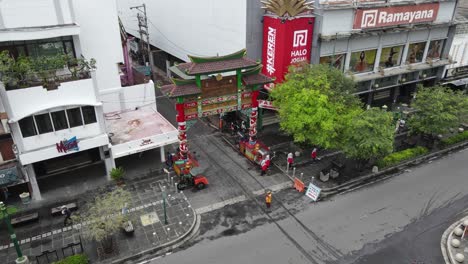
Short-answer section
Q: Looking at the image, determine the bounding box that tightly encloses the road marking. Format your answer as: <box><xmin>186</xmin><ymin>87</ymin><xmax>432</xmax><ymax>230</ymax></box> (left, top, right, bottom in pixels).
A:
<box><xmin>195</xmin><ymin>195</ymin><xmax>247</xmax><ymax>214</ymax></box>
<box><xmin>252</xmin><ymin>181</ymin><xmax>292</xmax><ymax>196</ymax></box>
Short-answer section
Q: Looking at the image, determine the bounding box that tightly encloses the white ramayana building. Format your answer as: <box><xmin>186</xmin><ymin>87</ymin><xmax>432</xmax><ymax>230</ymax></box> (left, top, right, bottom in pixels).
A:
<box><xmin>0</xmin><ymin>0</ymin><xmax>177</xmax><ymax>201</ymax></box>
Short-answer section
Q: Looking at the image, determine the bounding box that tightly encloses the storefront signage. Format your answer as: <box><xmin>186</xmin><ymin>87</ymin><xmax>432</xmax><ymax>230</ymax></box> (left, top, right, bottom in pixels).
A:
<box><xmin>262</xmin><ymin>16</ymin><xmax>314</xmax><ymax>85</ymax></box>
<box><xmin>354</xmin><ymin>3</ymin><xmax>439</xmax><ymax>29</ymax></box>
<box><xmin>56</xmin><ymin>136</ymin><xmax>79</xmax><ymax>153</ymax></box>
<box><xmin>258</xmin><ymin>100</ymin><xmax>278</xmax><ymax>111</ymax></box>
<box><xmin>140</xmin><ymin>139</ymin><xmax>154</xmax><ymax>147</ymax></box>
<box><xmin>0</xmin><ymin>166</ymin><xmax>19</xmax><ymax>186</ymax></box>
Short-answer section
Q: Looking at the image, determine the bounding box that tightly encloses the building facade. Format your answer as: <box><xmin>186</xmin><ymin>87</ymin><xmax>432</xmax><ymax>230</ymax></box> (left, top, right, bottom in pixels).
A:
<box><xmin>0</xmin><ymin>0</ymin><xmax>177</xmax><ymax>201</ymax></box>
<box><xmin>314</xmin><ymin>0</ymin><xmax>458</xmax><ymax>106</ymax></box>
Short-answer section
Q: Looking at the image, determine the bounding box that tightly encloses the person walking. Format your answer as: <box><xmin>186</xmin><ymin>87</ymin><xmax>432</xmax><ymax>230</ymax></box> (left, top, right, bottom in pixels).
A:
<box><xmin>165</xmin><ymin>152</ymin><xmax>173</xmax><ymax>168</ymax></box>
<box><xmin>311</xmin><ymin>148</ymin><xmax>317</xmax><ymax>161</ymax></box>
<box><xmin>62</xmin><ymin>206</ymin><xmax>72</xmax><ymax>227</ymax></box>
<box><xmin>260</xmin><ymin>158</ymin><xmax>268</xmax><ymax>176</ymax></box>
<box><xmin>287</xmin><ymin>152</ymin><xmax>294</xmax><ymax>167</ymax></box>
<box><xmin>265</xmin><ymin>191</ymin><xmax>272</xmax><ymax>209</ymax></box>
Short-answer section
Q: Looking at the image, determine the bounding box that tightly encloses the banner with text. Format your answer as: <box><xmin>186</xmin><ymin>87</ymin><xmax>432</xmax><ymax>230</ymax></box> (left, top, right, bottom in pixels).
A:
<box><xmin>262</xmin><ymin>15</ymin><xmax>314</xmax><ymax>89</ymax></box>
<box><xmin>353</xmin><ymin>3</ymin><xmax>439</xmax><ymax>30</ymax></box>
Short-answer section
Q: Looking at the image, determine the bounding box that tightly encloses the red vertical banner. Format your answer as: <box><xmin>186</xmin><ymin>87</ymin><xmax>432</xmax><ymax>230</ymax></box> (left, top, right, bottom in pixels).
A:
<box><xmin>262</xmin><ymin>15</ymin><xmax>314</xmax><ymax>89</ymax></box>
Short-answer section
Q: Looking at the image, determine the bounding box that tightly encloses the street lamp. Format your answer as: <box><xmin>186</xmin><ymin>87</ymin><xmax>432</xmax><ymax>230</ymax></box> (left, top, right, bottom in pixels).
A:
<box><xmin>162</xmin><ymin>186</ymin><xmax>168</xmax><ymax>225</ymax></box>
<box><xmin>0</xmin><ymin>202</ymin><xmax>29</xmax><ymax>264</ymax></box>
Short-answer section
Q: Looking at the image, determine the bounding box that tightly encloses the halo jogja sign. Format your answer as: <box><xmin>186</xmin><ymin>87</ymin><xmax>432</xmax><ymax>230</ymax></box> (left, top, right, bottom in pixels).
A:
<box><xmin>262</xmin><ymin>16</ymin><xmax>314</xmax><ymax>89</ymax></box>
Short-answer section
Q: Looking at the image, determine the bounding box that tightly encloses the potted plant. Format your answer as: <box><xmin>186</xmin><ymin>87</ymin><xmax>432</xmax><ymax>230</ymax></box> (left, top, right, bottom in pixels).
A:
<box><xmin>110</xmin><ymin>167</ymin><xmax>125</xmax><ymax>185</ymax></box>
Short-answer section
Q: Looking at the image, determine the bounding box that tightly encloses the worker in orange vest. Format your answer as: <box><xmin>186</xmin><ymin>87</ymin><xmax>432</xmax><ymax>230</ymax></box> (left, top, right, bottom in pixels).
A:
<box><xmin>265</xmin><ymin>191</ymin><xmax>272</xmax><ymax>209</ymax></box>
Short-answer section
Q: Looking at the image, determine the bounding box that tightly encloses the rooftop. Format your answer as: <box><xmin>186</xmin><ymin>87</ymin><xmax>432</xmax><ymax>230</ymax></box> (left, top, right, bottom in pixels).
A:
<box><xmin>160</xmin><ymin>83</ymin><xmax>201</xmax><ymax>98</ymax></box>
<box><xmin>242</xmin><ymin>73</ymin><xmax>274</xmax><ymax>86</ymax></box>
<box><xmin>105</xmin><ymin>106</ymin><xmax>178</xmax><ymax>158</ymax></box>
<box><xmin>176</xmin><ymin>57</ymin><xmax>259</xmax><ymax>75</ymax></box>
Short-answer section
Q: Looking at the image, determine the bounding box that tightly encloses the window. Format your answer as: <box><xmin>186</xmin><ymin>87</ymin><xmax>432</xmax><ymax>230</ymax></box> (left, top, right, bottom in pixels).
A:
<box><xmin>356</xmin><ymin>81</ymin><xmax>371</xmax><ymax>92</ymax></box>
<box><xmin>427</xmin><ymin>40</ymin><xmax>444</xmax><ymax>60</ymax></box>
<box><xmin>19</xmin><ymin>116</ymin><xmax>37</xmax><ymax>138</ymax></box>
<box><xmin>350</xmin><ymin>50</ymin><xmax>377</xmax><ymax>73</ymax></box>
<box><xmin>82</xmin><ymin>106</ymin><xmax>97</xmax><ymax>124</ymax></box>
<box><xmin>379</xmin><ymin>46</ymin><xmax>403</xmax><ymax>68</ymax></box>
<box><xmin>0</xmin><ymin>37</ymin><xmax>75</xmax><ymax>59</ymax></box>
<box><xmin>51</xmin><ymin>111</ymin><xmax>68</xmax><ymax>131</ymax></box>
<box><xmin>67</xmin><ymin>108</ymin><xmax>83</xmax><ymax>127</ymax></box>
<box><xmin>406</xmin><ymin>42</ymin><xmax>426</xmax><ymax>64</ymax></box>
<box><xmin>34</xmin><ymin>113</ymin><xmax>53</xmax><ymax>134</ymax></box>
<box><xmin>319</xmin><ymin>54</ymin><xmax>346</xmax><ymax>72</ymax></box>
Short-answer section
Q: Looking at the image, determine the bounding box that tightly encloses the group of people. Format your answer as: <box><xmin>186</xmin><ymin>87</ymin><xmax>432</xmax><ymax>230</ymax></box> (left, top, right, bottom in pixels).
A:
<box><xmin>286</xmin><ymin>148</ymin><xmax>318</xmax><ymax>168</ymax></box>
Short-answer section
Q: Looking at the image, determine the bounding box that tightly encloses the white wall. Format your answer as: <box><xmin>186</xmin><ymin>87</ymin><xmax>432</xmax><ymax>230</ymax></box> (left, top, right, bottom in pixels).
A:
<box><xmin>3</xmin><ymin>79</ymin><xmax>100</xmax><ymax>122</ymax></box>
<box><xmin>72</xmin><ymin>0</ymin><xmax>123</xmax><ymax>90</ymax></box>
<box><xmin>446</xmin><ymin>34</ymin><xmax>468</xmax><ymax>69</ymax></box>
<box><xmin>0</xmin><ymin>0</ymin><xmax>75</xmax><ymax>28</ymax></box>
<box><xmin>21</xmin><ymin>122</ymin><xmax>102</xmax><ymax>152</ymax></box>
<box><xmin>117</xmin><ymin>0</ymin><xmax>247</xmax><ymax>62</ymax></box>
<box><xmin>100</xmin><ymin>81</ymin><xmax>156</xmax><ymax>113</ymax></box>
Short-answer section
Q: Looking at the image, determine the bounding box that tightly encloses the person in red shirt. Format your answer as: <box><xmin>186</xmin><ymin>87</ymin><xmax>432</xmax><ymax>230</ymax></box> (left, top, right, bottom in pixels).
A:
<box><xmin>311</xmin><ymin>148</ymin><xmax>317</xmax><ymax>161</ymax></box>
<box><xmin>287</xmin><ymin>152</ymin><xmax>294</xmax><ymax>167</ymax></box>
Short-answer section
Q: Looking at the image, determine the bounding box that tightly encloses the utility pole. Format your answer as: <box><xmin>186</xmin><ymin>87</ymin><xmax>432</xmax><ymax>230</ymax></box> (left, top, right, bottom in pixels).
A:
<box><xmin>130</xmin><ymin>3</ymin><xmax>154</xmax><ymax>78</ymax></box>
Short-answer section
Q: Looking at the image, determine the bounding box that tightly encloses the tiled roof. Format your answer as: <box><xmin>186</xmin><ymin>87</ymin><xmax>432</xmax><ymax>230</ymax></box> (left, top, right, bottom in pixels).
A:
<box><xmin>242</xmin><ymin>73</ymin><xmax>274</xmax><ymax>86</ymax></box>
<box><xmin>161</xmin><ymin>84</ymin><xmax>201</xmax><ymax>98</ymax></box>
<box><xmin>177</xmin><ymin>57</ymin><xmax>258</xmax><ymax>75</ymax></box>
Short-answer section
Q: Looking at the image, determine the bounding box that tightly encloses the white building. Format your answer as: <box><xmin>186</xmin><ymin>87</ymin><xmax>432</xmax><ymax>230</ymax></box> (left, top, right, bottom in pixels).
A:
<box><xmin>0</xmin><ymin>0</ymin><xmax>177</xmax><ymax>201</ymax></box>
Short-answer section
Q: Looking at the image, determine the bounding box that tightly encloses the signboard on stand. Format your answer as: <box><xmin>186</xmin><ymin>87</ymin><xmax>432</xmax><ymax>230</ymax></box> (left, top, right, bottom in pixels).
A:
<box><xmin>305</xmin><ymin>183</ymin><xmax>321</xmax><ymax>201</ymax></box>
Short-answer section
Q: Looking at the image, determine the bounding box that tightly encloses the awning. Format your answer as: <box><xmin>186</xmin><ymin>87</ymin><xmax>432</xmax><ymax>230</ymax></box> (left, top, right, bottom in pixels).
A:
<box><xmin>442</xmin><ymin>77</ymin><xmax>468</xmax><ymax>87</ymax></box>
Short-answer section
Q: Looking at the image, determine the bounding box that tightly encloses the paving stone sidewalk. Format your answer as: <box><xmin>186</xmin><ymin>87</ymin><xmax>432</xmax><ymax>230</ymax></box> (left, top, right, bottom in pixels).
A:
<box><xmin>0</xmin><ymin>172</ymin><xmax>196</xmax><ymax>264</ymax></box>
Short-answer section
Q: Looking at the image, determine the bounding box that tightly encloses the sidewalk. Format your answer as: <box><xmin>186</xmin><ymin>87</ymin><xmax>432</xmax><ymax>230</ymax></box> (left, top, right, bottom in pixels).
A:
<box><xmin>0</xmin><ymin>171</ymin><xmax>197</xmax><ymax>264</ymax></box>
<box><xmin>441</xmin><ymin>216</ymin><xmax>468</xmax><ymax>264</ymax></box>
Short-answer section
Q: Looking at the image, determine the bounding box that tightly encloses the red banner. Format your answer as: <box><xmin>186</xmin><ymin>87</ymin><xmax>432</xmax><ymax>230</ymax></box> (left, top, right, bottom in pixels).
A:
<box><xmin>353</xmin><ymin>3</ymin><xmax>439</xmax><ymax>30</ymax></box>
<box><xmin>262</xmin><ymin>16</ymin><xmax>314</xmax><ymax>88</ymax></box>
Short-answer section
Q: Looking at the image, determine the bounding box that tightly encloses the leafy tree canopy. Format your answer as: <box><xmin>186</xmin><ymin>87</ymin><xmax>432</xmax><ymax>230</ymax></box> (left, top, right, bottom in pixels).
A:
<box><xmin>409</xmin><ymin>86</ymin><xmax>468</xmax><ymax>135</ymax></box>
<box><xmin>271</xmin><ymin>64</ymin><xmax>362</xmax><ymax>149</ymax></box>
<box><xmin>76</xmin><ymin>188</ymin><xmax>131</xmax><ymax>242</ymax></box>
<box><xmin>342</xmin><ymin>108</ymin><xmax>395</xmax><ymax>161</ymax></box>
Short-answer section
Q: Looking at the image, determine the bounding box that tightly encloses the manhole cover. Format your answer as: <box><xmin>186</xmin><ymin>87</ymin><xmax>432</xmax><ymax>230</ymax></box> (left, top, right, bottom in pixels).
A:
<box><xmin>140</xmin><ymin>212</ymin><xmax>160</xmax><ymax>226</ymax></box>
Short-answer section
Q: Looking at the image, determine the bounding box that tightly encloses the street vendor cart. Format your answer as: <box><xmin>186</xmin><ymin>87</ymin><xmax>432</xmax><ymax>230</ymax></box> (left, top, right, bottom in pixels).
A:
<box><xmin>239</xmin><ymin>140</ymin><xmax>272</xmax><ymax>166</ymax></box>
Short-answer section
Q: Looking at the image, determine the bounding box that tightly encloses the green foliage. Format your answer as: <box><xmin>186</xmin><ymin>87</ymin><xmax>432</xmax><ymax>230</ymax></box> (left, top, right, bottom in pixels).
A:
<box><xmin>52</xmin><ymin>254</ymin><xmax>88</xmax><ymax>264</ymax></box>
<box><xmin>271</xmin><ymin>64</ymin><xmax>362</xmax><ymax>149</ymax></box>
<box><xmin>0</xmin><ymin>206</ymin><xmax>18</xmax><ymax>220</ymax></box>
<box><xmin>342</xmin><ymin>108</ymin><xmax>395</xmax><ymax>161</ymax></box>
<box><xmin>377</xmin><ymin>146</ymin><xmax>429</xmax><ymax>168</ymax></box>
<box><xmin>110</xmin><ymin>167</ymin><xmax>125</xmax><ymax>182</ymax></box>
<box><xmin>66</xmin><ymin>55</ymin><xmax>97</xmax><ymax>79</ymax></box>
<box><xmin>409</xmin><ymin>86</ymin><xmax>468</xmax><ymax>135</ymax></box>
<box><xmin>441</xmin><ymin>131</ymin><xmax>468</xmax><ymax>147</ymax></box>
<box><xmin>74</xmin><ymin>188</ymin><xmax>131</xmax><ymax>243</ymax></box>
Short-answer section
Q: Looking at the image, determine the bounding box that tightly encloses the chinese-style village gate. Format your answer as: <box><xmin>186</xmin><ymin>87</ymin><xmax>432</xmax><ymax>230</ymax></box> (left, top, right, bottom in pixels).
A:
<box><xmin>161</xmin><ymin>49</ymin><xmax>273</xmax><ymax>161</ymax></box>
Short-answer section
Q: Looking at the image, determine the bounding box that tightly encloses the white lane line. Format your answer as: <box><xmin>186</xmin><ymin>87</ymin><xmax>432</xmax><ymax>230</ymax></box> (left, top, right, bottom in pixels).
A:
<box><xmin>252</xmin><ymin>181</ymin><xmax>292</xmax><ymax>196</ymax></box>
<box><xmin>195</xmin><ymin>195</ymin><xmax>247</xmax><ymax>214</ymax></box>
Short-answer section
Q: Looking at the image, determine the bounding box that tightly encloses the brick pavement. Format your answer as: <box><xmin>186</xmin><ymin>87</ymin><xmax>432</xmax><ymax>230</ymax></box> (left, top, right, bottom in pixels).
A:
<box><xmin>0</xmin><ymin>173</ymin><xmax>196</xmax><ymax>264</ymax></box>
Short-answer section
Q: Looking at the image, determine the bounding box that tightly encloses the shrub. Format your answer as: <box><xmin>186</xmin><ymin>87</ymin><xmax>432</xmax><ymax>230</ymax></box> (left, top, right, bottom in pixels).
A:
<box><xmin>53</xmin><ymin>254</ymin><xmax>88</xmax><ymax>264</ymax></box>
<box><xmin>441</xmin><ymin>131</ymin><xmax>468</xmax><ymax>147</ymax></box>
<box><xmin>377</xmin><ymin>146</ymin><xmax>429</xmax><ymax>168</ymax></box>
<box><xmin>110</xmin><ymin>167</ymin><xmax>125</xmax><ymax>182</ymax></box>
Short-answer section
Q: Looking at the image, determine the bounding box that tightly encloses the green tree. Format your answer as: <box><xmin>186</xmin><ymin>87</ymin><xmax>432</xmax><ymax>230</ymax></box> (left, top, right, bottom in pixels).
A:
<box><xmin>342</xmin><ymin>108</ymin><xmax>395</xmax><ymax>168</ymax></box>
<box><xmin>409</xmin><ymin>86</ymin><xmax>467</xmax><ymax>136</ymax></box>
<box><xmin>271</xmin><ymin>64</ymin><xmax>362</xmax><ymax>149</ymax></box>
<box><xmin>75</xmin><ymin>188</ymin><xmax>131</xmax><ymax>254</ymax></box>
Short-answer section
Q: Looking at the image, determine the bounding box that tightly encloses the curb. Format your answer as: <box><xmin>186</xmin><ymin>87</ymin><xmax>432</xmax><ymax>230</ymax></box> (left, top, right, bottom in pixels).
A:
<box><xmin>320</xmin><ymin>140</ymin><xmax>468</xmax><ymax>197</ymax></box>
<box><xmin>109</xmin><ymin>195</ymin><xmax>199</xmax><ymax>264</ymax></box>
<box><xmin>441</xmin><ymin>216</ymin><xmax>468</xmax><ymax>264</ymax></box>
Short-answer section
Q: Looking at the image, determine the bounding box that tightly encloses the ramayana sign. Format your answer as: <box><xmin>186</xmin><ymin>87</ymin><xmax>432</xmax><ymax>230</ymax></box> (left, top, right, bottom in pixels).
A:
<box><xmin>262</xmin><ymin>15</ymin><xmax>314</xmax><ymax>87</ymax></box>
<box><xmin>354</xmin><ymin>3</ymin><xmax>439</xmax><ymax>29</ymax></box>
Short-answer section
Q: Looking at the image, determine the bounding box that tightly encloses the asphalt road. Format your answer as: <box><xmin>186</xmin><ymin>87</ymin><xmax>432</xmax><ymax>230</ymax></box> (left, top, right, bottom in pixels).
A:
<box><xmin>146</xmin><ymin>147</ymin><xmax>468</xmax><ymax>264</ymax></box>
